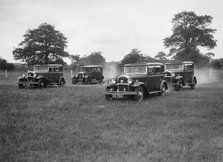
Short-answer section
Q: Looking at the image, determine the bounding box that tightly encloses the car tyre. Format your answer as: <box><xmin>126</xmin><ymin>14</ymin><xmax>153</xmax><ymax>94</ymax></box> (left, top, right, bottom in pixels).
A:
<box><xmin>134</xmin><ymin>86</ymin><xmax>144</xmax><ymax>102</ymax></box>
<box><xmin>159</xmin><ymin>83</ymin><xmax>166</xmax><ymax>96</ymax></box>
<box><xmin>18</xmin><ymin>83</ymin><xmax>25</xmax><ymax>89</ymax></box>
<box><xmin>105</xmin><ymin>94</ymin><xmax>113</xmax><ymax>100</ymax></box>
<box><xmin>59</xmin><ymin>78</ymin><xmax>65</xmax><ymax>86</ymax></box>
<box><xmin>85</xmin><ymin>77</ymin><xmax>91</xmax><ymax>84</ymax></box>
<box><xmin>38</xmin><ymin>79</ymin><xmax>46</xmax><ymax>88</ymax></box>
<box><xmin>175</xmin><ymin>80</ymin><xmax>183</xmax><ymax>91</ymax></box>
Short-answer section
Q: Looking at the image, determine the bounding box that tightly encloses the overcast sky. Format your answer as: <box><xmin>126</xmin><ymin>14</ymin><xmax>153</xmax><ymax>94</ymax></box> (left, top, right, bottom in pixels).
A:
<box><xmin>0</xmin><ymin>0</ymin><xmax>222</xmax><ymax>63</ymax></box>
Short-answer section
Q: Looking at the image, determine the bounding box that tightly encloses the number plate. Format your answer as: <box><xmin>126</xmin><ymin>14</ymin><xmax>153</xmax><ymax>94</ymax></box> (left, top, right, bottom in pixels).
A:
<box><xmin>112</xmin><ymin>93</ymin><xmax>123</xmax><ymax>98</ymax></box>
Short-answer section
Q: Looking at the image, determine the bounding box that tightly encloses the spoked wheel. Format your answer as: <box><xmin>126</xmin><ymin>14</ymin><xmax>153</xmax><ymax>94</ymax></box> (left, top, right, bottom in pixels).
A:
<box><xmin>175</xmin><ymin>80</ymin><xmax>183</xmax><ymax>91</ymax></box>
<box><xmin>85</xmin><ymin>77</ymin><xmax>91</xmax><ymax>84</ymax></box>
<box><xmin>159</xmin><ymin>84</ymin><xmax>166</xmax><ymax>96</ymax></box>
<box><xmin>134</xmin><ymin>86</ymin><xmax>144</xmax><ymax>102</ymax></box>
<box><xmin>105</xmin><ymin>87</ymin><xmax>113</xmax><ymax>100</ymax></box>
<box><xmin>59</xmin><ymin>78</ymin><xmax>65</xmax><ymax>86</ymax></box>
<box><xmin>105</xmin><ymin>94</ymin><xmax>113</xmax><ymax>100</ymax></box>
<box><xmin>38</xmin><ymin>79</ymin><xmax>46</xmax><ymax>88</ymax></box>
<box><xmin>18</xmin><ymin>83</ymin><xmax>25</xmax><ymax>89</ymax></box>
<box><xmin>190</xmin><ymin>77</ymin><xmax>197</xmax><ymax>89</ymax></box>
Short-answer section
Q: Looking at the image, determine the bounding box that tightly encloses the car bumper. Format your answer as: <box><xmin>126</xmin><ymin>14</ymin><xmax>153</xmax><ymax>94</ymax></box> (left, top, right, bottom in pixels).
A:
<box><xmin>105</xmin><ymin>90</ymin><xmax>137</xmax><ymax>98</ymax></box>
<box><xmin>18</xmin><ymin>81</ymin><xmax>39</xmax><ymax>86</ymax></box>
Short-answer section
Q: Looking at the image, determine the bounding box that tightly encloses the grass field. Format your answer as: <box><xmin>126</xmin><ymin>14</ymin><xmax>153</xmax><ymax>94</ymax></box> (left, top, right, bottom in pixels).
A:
<box><xmin>0</xmin><ymin>70</ymin><xmax>223</xmax><ymax>162</ymax></box>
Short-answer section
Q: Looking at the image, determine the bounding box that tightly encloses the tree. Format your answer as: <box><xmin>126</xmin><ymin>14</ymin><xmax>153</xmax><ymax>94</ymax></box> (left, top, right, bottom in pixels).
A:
<box><xmin>13</xmin><ymin>23</ymin><xmax>69</xmax><ymax>66</ymax></box>
<box><xmin>164</xmin><ymin>11</ymin><xmax>217</xmax><ymax>61</ymax></box>
<box><xmin>155</xmin><ymin>52</ymin><xmax>167</xmax><ymax>61</ymax></box>
<box><xmin>121</xmin><ymin>48</ymin><xmax>146</xmax><ymax>66</ymax></box>
<box><xmin>0</xmin><ymin>57</ymin><xmax>15</xmax><ymax>71</ymax></box>
<box><xmin>87</xmin><ymin>52</ymin><xmax>105</xmax><ymax>65</ymax></box>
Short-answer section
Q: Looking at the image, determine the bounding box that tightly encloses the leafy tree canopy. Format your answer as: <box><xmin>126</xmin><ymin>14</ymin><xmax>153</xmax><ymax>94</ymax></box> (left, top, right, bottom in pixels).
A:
<box><xmin>87</xmin><ymin>51</ymin><xmax>106</xmax><ymax>65</ymax></box>
<box><xmin>155</xmin><ymin>51</ymin><xmax>167</xmax><ymax>61</ymax></box>
<box><xmin>69</xmin><ymin>52</ymin><xmax>105</xmax><ymax>71</ymax></box>
<box><xmin>164</xmin><ymin>11</ymin><xmax>217</xmax><ymax>61</ymax></box>
<box><xmin>121</xmin><ymin>48</ymin><xmax>146</xmax><ymax>66</ymax></box>
<box><xmin>0</xmin><ymin>57</ymin><xmax>15</xmax><ymax>71</ymax></box>
<box><xmin>13</xmin><ymin>23</ymin><xmax>69</xmax><ymax>66</ymax></box>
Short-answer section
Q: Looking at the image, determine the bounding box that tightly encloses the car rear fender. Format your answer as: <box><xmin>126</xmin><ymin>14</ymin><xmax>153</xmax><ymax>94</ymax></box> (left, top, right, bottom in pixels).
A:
<box><xmin>59</xmin><ymin>76</ymin><xmax>65</xmax><ymax>82</ymax></box>
<box><xmin>160</xmin><ymin>80</ymin><xmax>168</xmax><ymax>90</ymax></box>
<box><xmin>192</xmin><ymin>75</ymin><xmax>197</xmax><ymax>84</ymax></box>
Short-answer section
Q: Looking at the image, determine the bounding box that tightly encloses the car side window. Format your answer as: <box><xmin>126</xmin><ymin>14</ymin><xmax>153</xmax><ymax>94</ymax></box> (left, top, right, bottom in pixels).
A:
<box><xmin>148</xmin><ymin>66</ymin><xmax>155</xmax><ymax>75</ymax></box>
<box><xmin>154</xmin><ymin>65</ymin><xmax>164</xmax><ymax>74</ymax></box>
<box><xmin>184</xmin><ymin>64</ymin><xmax>193</xmax><ymax>71</ymax></box>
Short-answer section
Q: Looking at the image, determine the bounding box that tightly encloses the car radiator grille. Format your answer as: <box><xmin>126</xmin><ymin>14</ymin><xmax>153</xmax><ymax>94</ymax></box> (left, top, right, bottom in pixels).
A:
<box><xmin>118</xmin><ymin>76</ymin><xmax>128</xmax><ymax>83</ymax></box>
<box><xmin>117</xmin><ymin>85</ymin><xmax>129</xmax><ymax>91</ymax></box>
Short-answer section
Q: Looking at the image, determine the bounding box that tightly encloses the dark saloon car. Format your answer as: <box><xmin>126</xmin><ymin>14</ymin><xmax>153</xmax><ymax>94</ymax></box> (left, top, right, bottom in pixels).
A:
<box><xmin>72</xmin><ymin>65</ymin><xmax>104</xmax><ymax>84</ymax></box>
<box><xmin>164</xmin><ymin>61</ymin><xmax>197</xmax><ymax>90</ymax></box>
<box><xmin>18</xmin><ymin>64</ymin><xmax>65</xmax><ymax>88</ymax></box>
<box><xmin>105</xmin><ymin>62</ymin><xmax>168</xmax><ymax>101</ymax></box>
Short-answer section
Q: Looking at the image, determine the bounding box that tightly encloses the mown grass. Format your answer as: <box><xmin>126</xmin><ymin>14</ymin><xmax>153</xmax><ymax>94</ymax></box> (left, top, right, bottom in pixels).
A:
<box><xmin>0</xmin><ymin>70</ymin><xmax>223</xmax><ymax>162</ymax></box>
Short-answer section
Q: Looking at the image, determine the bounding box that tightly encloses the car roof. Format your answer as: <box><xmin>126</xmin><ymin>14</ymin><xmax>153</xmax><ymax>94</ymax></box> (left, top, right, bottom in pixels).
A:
<box><xmin>34</xmin><ymin>64</ymin><xmax>63</xmax><ymax>67</ymax></box>
<box><xmin>124</xmin><ymin>62</ymin><xmax>164</xmax><ymax>67</ymax></box>
<box><xmin>165</xmin><ymin>61</ymin><xmax>194</xmax><ymax>65</ymax></box>
<box><xmin>82</xmin><ymin>65</ymin><xmax>103</xmax><ymax>68</ymax></box>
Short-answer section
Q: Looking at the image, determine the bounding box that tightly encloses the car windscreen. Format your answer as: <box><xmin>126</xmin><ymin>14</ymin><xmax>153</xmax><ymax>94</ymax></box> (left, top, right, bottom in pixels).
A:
<box><xmin>165</xmin><ymin>64</ymin><xmax>183</xmax><ymax>70</ymax></box>
<box><xmin>124</xmin><ymin>66</ymin><xmax>147</xmax><ymax>74</ymax></box>
<box><xmin>34</xmin><ymin>66</ymin><xmax>48</xmax><ymax>71</ymax></box>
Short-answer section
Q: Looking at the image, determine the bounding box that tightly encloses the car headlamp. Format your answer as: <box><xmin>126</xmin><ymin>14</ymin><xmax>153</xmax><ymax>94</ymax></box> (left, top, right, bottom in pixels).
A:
<box><xmin>128</xmin><ymin>78</ymin><xmax>133</xmax><ymax>84</ymax></box>
<box><xmin>108</xmin><ymin>79</ymin><xmax>116</xmax><ymax>84</ymax></box>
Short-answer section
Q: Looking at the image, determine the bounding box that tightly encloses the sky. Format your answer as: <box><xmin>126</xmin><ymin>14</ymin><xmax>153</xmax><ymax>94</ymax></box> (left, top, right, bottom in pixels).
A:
<box><xmin>0</xmin><ymin>0</ymin><xmax>222</xmax><ymax>64</ymax></box>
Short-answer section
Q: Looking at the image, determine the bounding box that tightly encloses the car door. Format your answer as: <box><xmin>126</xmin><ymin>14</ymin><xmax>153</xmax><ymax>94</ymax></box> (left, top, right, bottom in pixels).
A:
<box><xmin>147</xmin><ymin>65</ymin><xmax>157</xmax><ymax>92</ymax></box>
<box><xmin>153</xmin><ymin>65</ymin><xmax>165</xmax><ymax>90</ymax></box>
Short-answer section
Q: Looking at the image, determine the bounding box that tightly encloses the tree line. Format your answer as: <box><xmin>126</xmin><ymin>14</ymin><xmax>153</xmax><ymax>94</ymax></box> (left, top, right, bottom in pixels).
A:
<box><xmin>4</xmin><ymin>11</ymin><xmax>222</xmax><ymax>71</ymax></box>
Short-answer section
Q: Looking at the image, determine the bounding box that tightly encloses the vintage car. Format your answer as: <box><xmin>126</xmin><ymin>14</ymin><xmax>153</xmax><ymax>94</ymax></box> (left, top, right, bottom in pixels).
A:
<box><xmin>72</xmin><ymin>65</ymin><xmax>104</xmax><ymax>84</ymax></box>
<box><xmin>104</xmin><ymin>62</ymin><xmax>168</xmax><ymax>101</ymax></box>
<box><xmin>164</xmin><ymin>61</ymin><xmax>197</xmax><ymax>90</ymax></box>
<box><xmin>18</xmin><ymin>64</ymin><xmax>65</xmax><ymax>88</ymax></box>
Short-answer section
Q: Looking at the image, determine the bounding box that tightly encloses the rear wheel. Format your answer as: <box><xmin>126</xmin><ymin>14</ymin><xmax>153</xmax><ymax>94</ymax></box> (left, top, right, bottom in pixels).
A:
<box><xmin>190</xmin><ymin>77</ymin><xmax>197</xmax><ymax>89</ymax></box>
<box><xmin>159</xmin><ymin>83</ymin><xmax>166</xmax><ymax>96</ymax></box>
<box><xmin>134</xmin><ymin>86</ymin><xmax>144</xmax><ymax>102</ymax></box>
<box><xmin>59</xmin><ymin>78</ymin><xmax>65</xmax><ymax>86</ymax></box>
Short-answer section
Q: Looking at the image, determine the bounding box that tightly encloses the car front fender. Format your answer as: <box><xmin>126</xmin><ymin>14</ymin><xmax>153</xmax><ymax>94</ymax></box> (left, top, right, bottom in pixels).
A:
<box><xmin>132</xmin><ymin>82</ymin><xmax>145</xmax><ymax>87</ymax></box>
<box><xmin>175</xmin><ymin>76</ymin><xmax>183</xmax><ymax>80</ymax></box>
<box><xmin>36</xmin><ymin>75</ymin><xmax>45</xmax><ymax>80</ymax></box>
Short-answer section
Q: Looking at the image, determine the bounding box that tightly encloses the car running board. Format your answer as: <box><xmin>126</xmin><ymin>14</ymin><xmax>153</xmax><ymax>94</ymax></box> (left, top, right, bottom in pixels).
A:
<box><xmin>148</xmin><ymin>90</ymin><xmax>161</xmax><ymax>94</ymax></box>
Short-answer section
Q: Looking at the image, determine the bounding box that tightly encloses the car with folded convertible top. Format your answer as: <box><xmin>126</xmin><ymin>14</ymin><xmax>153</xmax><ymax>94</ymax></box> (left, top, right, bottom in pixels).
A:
<box><xmin>105</xmin><ymin>62</ymin><xmax>168</xmax><ymax>101</ymax></box>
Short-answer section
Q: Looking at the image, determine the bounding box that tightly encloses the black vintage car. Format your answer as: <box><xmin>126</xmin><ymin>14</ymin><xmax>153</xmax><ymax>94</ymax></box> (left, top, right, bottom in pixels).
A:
<box><xmin>72</xmin><ymin>65</ymin><xmax>104</xmax><ymax>84</ymax></box>
<box><xmin>164</xmin><ymin>61</ymin><xmax>197</xmax><ymax>90</ymax></box>
<box><xmin>105</xmin><ymin>62</ymin><xmax>168</xmax><ymax>101</ymax></box>
<box><xmin>18</xmin><ymin>64</ymin><xmax>65</xmax><ymax>88</ymax></box>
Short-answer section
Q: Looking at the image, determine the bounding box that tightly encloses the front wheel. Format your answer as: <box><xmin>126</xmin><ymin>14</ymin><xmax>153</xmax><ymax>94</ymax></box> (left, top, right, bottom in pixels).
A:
<box><xmin>18</xmin><ymin>83</ymin><xmax>25</xmax><ymax>89</ymax></box>
<box><xmin>38</xmin><ymin>79</ymin><xmax>46</xmax><ymax>88</ymax></box>
<box><xmin>134</xmin><ymin>86</ymin><xmax>144</xmax><ymax>102</ymax></box>
<box><xmin>85</xmin><ymin>77</ymin><xmax>91</xmax><ymax>84</ymax></box>
<box><xmin>175</xmin><ymin>80</ymin><xmax>183</xmax><ymax>91</ymax></box>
